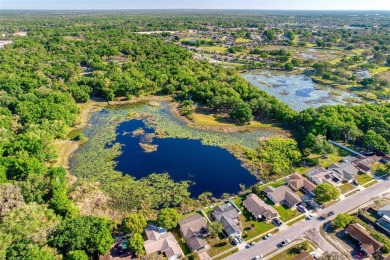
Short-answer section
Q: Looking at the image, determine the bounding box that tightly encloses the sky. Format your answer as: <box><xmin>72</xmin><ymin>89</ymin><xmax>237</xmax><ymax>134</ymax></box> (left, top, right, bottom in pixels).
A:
<box><xmin>1</xmin><ymin>0</ymin><xmax>390</xmax><ymax>10</ymax></box>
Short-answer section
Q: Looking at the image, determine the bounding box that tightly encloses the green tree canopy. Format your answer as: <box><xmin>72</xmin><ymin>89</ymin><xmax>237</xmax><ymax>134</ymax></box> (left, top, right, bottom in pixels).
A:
<box><xmin>129</xmin><ymin>233</ymin><xmax>145</xmax><ymax>255</ymax></box>
<box><xmin>65</xmin><ymin>250</ymin><xmax>89</xmax><ymax>260</ymax></box>
<box><xmin>122</xmin><ymin>213</ymin><xmax>147</xmax><ymax>234</ymax></box>
<box><xmin>49</xmin><ymin>216</ymin><xmax>113</xmax><ymax>257</ymax></box>
<box><xmin>208</xmin><ymin>221</ymin><xmax>223</xmax><ymax>238</ymax></box>
<box><xmin>333</xmin><ymin>213</ymin><xmax>355</xmax><ymax>229</ymax></box>
<box><xmin>314</xmin><ymin>184</ymin><xmax>340</xmax><ymax>204</ymax></box>
<box><xmin>156</xmin><ymin>208</ymin><xmax>180</xmax><ymax>230</ymax></box>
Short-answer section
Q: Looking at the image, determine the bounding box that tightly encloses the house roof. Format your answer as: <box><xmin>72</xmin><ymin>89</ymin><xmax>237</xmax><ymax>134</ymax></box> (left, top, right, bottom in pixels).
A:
<box><xmin>355</xmin><ymin>156</ymin><xmax>381</xmax><ymax>171</ymax></box>
<box><xmin>212</xmin><ymin>203</ymin><xmax>240</xmax><ymax>236</ymax></box>
<box><xmin>328</xmin><ymin>162</ymin><xmax>359</xmax><ymax>180</ymax></box>
<box><xmin>306</xmin><ymin>167</ymin><xmax>328</xmax><ymax>177</ymax></box>
<box><xmin>309</xmin><ymin>169</ymin><xmax>340</xmax><ymax>185</ymax></box>
<box><xmin>292</xmin><ymin>251</ymin><xmax>314</xmax><ymax>260</ymax></box>
<box><xmin>378</xmin><ymin>204</ymin><xmax>390</xmax><ymax>217</ymax></box>
<box><xmin>178</xmin><ymin>213</ymin><xmax>208</xmax><ymax>251</ymax></box>
<box><xmin>288</xmin><ymin>173</ymin><xmax>317</xmax><ymax>192</ymax></box>
<box><xmin>242</xmin><ymin>193</ymin><xmax>278</xmax><ymax>219</ymax></box>
<box><xmin>263</xmin><ymin>186</ymin><xmax>302</xmax><ymax>206</ymax></box>
<box><xmin>345</xmin><ymin>224</ymin><xmax>383</xmax><ymax>255</ymax></box>
<box><xmin>343</xmin><ymin>156</ymin><xmax>358</xmax><ymax>163</ymax></box>
<box><xmin>144</xmin><ymin>225</ymin><xmax>183</xmax><ymax>258</ymax></box>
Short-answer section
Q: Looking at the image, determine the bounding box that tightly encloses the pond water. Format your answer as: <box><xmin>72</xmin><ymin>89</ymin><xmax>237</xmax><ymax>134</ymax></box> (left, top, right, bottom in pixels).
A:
<box><xmin>114</xmin><ymin>119</ymin><xmax>258</xmax><ymax>198</ymax></box>
<box><xmin>242</xmin><ymin>71</ymin><xmax>360</xmax><ymax>111</ymax></box>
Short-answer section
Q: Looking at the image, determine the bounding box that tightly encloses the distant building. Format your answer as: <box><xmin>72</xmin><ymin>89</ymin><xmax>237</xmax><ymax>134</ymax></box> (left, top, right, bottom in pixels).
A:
<box><xmin>287</xmin><ymin>173</ymin><xmax>317</xmax><ymax>195</ymax></box>
<box><xmin>144</xmin><ymin>225</ymin><xmax>183</xmax><ymax>260</ymax></box>
<box><xmin>242</xmin><ymin>193</ymin><xmax>278</xmax><ymax>221</ymax></box>
<box><xmin>211</xmin><ymin>203</ymin><xmax>241</xmax><ymax>237</ymax></box>
<box><xmin>178</xmin><ymin>213</ymin><xmax>209</xmax><ymax>252</ymax></box>
<box><xmin>345</xmin><ymin>223</ymin><xmax>383</xmax><ymax>256</ymax></box>
<box><xmin>263</xmin><ymin>186</ymin><xmax>302</xmax><ymax>208</ymax></box>
<box><xmin>343</xmin><ymin>156</ymin><xmax>357</xmax><ymax>164</ymax></box>
<box><xmin>328</xmin><ymin>162</ymin><xmax>359</xmax><ymax>183</ymax></box>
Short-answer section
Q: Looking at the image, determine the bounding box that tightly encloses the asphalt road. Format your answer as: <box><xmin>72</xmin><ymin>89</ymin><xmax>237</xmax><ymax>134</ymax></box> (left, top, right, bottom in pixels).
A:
<box><xmin>224</xmin><ymin>179</ymin><xmax>390</xmax><ymax>260</ymax></box>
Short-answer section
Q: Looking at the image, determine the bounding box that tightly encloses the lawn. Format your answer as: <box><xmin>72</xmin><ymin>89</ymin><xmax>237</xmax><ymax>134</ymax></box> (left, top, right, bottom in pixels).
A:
<box><xmin>214</xmin><ymin>248</ymin><xmax>238</xmax><ymax>260</ymax></box>
<box><xmin>268</xmin><ymin>241</ymin><xmax>315</xmax><ymax>260</ymax></box>
<box><xmin>363</xmin><ymin>180</ymin><xmax>378</xmax><ymax>188</ymax></box>
<box><xmin>355</xmin><ymin>173</ymin><xmax>373</xmax><ymax>186</ymax></box>
<box><xmin>255</xmin><ymin>178</ymin><xmax>287</xmax><ymax>192</ymax></box>
<box><xmin>199</xmin><ymin>46</ymin><xmax>228</xmax><ymax>53</ymax></box>
<box><xmin>207</xmin><ymin>236</ymin><xmax>233</xmax><ymax>257</ymax></box>
<box><xmin>235</xmin><ymin>37</ymin><xmax>252</xmax><ymax>43</ymax></box>
<box><xmin>339</xmin><ymin>183</ymin><xmax>355</xmax><ymax>194</ymax></box>
<box><xmin>191</xmin><ymin>111</ymin><xmax>272</xmax><ymax>128</ymax></box>
<box><xmin>370</xmin><ymin>66</ymin><xmax>390</xmax><ymax>75</ymax></box>
<box><xmin>372</xmin><ymin>163</ymin><xmax>389</xmax><ymax>177</ymax></box>
<box><xmin>287</xmin><ymin>215</ymin><xmax>306</xmax><ymax>226</ymax></box>
<box><xmin>274</xmin><ymin>204</ymin><xmax>301</xmax><ymax>222</ymax></box>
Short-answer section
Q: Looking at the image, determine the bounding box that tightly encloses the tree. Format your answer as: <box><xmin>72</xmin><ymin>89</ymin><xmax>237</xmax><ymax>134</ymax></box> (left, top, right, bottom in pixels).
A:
<box><xmin>229</xmin><ymin>102</ymin><xmax>253</xmax><ymax>124</ymax></box>
<box><xmin>0</xmin><ymin>183</ymin><xmax>25</xmax><ymax>217</ymax></box>
<box><xmin>363</xmin><ymin>130</ymin><xmax>390</xmax><ymax>154</ymax></box>
<box><xmin>208</xmin><ymin>221</ymin><xmax>223</xmax><ymax>238</ymax></box>
<box><xmin>65</xmin><ymin>250</ymin><xmax>89</xmax><ymax>260</ymax></box>
<box><xmin>129</xmin><ymin>233</ymin><xmax>145</xmax><ymax>255</ymax></box>
<box><xmin>314</xmin><ymin>184</ymin><xmax>340</xmax><ymax>204</ymax></box>
<box><xmin>122</xmin><ymin>213</ymin><xmax>147</xmax><ymax>234</ymax></box>
<box><xmin>310</xmin><ymin>135</ymin><xmax>335</xmax><ymax>156</ymax></box>
<box><xmin>6</xmin><ymin>241</ymin><xmax>56</xmax><ymax>260</ymax></box>
<box><xmin>156</xmin><ymin>208</ymin><xmax>180</xmax><ymax>230</ymax></box>
<box><xmin>258</xmin><ymin>138</ymin><xmax>302</xmax><ymax>176</ymax></box>
<box><xmin>0</xmin><ymin>203</ymin><xmax>60</xmax><ymax>245</ymax></box>
<box><xmin>49</xmin><ymin>216</ymin><xmax>113</xmax><ymax>257</ymax></box>
<box><xmin>333</xmin><ymin>213</ymin><xmax>355</xmax><ymax>229</ymax></box>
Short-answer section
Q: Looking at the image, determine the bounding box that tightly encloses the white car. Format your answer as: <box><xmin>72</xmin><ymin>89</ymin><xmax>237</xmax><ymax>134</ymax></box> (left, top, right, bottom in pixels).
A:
<box><xmin>280</xmin><ymin>239</ymin><xmax>290</xmax><ymax>247</ymax></box>
<box><xmin>253</xmin><ymin>254</ymin><xmax>263</xmax><ymax>259</ymax></box>
<box><xmin>307</xmin><ymin>213</ymin><xmax>317</xmax><ymax>220</ymax></box>
<box><xmin>263</xmin><ymin>233</ymin><xmax>272</xmax><ymax>240</ymax></box>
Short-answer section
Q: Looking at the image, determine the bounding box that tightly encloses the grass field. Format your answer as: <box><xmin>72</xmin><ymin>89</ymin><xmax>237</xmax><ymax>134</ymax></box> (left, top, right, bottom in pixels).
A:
<box><xmin>268</xmin><ymin>241</ymin><xmax>314</xmax><ymax>260</ymax></box>
<box><xmin>199</xmin><ymin>45</ymin><xmax>227</xmax><ymax>53</ymax></box>
<box><xmin>191</xmin><ymin>110</ymin><xmax>273</xmax><ymax>128</ymax></box>
<box><xmin>235</xmin><ymin>37</ymin><xmax>252</xmax><ymax>43</ymax></box>
<box><xmin>339</xmin><ymin>183</ymin><xmax>355</xmax><ymax>194</ymax></box>
<box><xmin>355</xmin><ymin>173</ymin><xmax>373</xmax><ymax>186</ymax></box>
<box><xmin>274</xmin><ymin>205</ymin><xmax>301</xmax><ymax>222</ymax></box>
<box><xmin>370</xmin><ymin>66</ymin><xmax>390</xmax><ymax>75</ymax></box>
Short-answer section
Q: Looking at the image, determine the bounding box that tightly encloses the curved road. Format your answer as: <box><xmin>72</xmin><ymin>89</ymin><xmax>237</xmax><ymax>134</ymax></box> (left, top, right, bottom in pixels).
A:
<box><xmin>224</xmin><ymin>179</ymin><xmax>390</xmax><ymax>260</ymax></box>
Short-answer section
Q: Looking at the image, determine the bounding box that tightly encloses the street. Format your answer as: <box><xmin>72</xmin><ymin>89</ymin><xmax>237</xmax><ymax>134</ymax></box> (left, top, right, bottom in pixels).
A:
<box><xmin>224</xmin><ymin>179</ymin><xmax>390</xmax><ymax>260</ymax></box>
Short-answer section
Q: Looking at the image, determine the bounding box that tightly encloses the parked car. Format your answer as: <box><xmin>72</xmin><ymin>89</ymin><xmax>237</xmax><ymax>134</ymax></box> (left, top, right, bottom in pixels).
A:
<box><xmin>253</xmin><ymin>254</ymin><xmax>263</xmax><ymax>259</ymax></box>
<box><xmin>234</xmin><ymin>235</ymin><xmax>243</xmax><ymax>244</ymax></box>
<box><xmin>309</xmin><ymin>251</ymin><xmax>320</xmax><ymax>259</ymax></box>
<box><xmin>306</xmin><ymin>213</ymin><xmax>317</xmax><ymax>220</ymax></box>
<box><xmin>297</xmin><ymin>205</ymin><xmax>308</xmax><ymax>213</ymax></box>
<box><xmin>263</xmin><ymin>233</ymin><xmax>272</xmax><ymax>240</ymax></box>
<box><xmin>280</xmin><ymin>239</ymin><xmax>290</xmax><ymax>247</ymax></box>
<box><xmin>320</xmin><ymin>214</ymin><xmax>328</xmax><ymax>220</ymax></box>
<box><xmin>250</xmin><ymin>242</ymin><xmax>256</xmax><ymax>247</ymax></box>
<box><xmin>328</xmin><ymin>211</ymin><xmax>335</xmax><ymax>216</ymax></box>
<box><xmin>273</xmin><ymin>218</ymin><xmax>283</xmax><ymax>226</ymax></box>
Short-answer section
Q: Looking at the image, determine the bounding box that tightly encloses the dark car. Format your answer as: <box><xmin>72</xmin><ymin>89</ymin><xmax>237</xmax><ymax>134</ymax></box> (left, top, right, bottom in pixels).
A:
<box><xmin>273</xmin><ymin>218</ymin><xmax>283</xmax><ymax>226</ymax></box>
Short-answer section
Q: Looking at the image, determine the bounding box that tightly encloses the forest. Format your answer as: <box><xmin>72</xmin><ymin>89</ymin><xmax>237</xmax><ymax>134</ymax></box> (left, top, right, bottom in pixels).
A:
<box><xmin>0</xmin><ymin>10</ymin><xmax>390</xmax><ymax>259</ymax></box>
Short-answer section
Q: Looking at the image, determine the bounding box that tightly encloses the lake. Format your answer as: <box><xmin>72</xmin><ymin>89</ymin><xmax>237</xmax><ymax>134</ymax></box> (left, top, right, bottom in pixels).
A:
<box><xmin>114</xmin><ymin>118</ymin><xmax>258</xmax><ymax>198</ymax></box>
<box><xmin>242</xmin><ymin>71</ymin><xmax>360</xmax><ymax>111</ymax></box>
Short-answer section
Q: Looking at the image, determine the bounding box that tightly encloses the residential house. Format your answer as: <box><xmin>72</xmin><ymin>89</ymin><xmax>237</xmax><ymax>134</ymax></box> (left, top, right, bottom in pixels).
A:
<box><xmin>211</xmin><ymin>203</ymin><xmax>241</xmax><ymax>237</ymax></box>
<box><xmin>328</xmin><ymin>162</ymin><xmax>359</xmax><ymax>183</ymax></box>
<box><xmin>178</xmin><ymin>213</ymin><xmax>209</xmax><ymax>252</ymax></box>
<box><xmin>378</xmin><ymin>204</ymin><xmax>390</xmax><ymax>218</ymax></box>
<box><xmin>376</xmin><ymin>215</ymin><xmax>390</xmax><ymax>236</ymax></box>
<box><xmin>263</xmin><ymin>186</ymin><xmax>302</xmax><ymax>208</ymax></box>
<box><xmin>287</xmin><ymin>173</ymin><xmax>317</xmax><ymax>195</ymax></box>
<box><xmin>343</xmin><ymin>156</ymin><xmax>357</xmax><ymax>164</ymax></box>
<box><xmin>144</xmin><ymin>225</ymin><xmax>183</xmax><ymax>260</ymax></box>
<box><xmin>345</xmin><ymin>223</ymin><xmax>383</xmax><ymax>256</ymax></box>
<box><xmin>306</xmin><ymin>167</ymin><xmax>342</xmax><ymax>186</ymax></box>
<box><xmin>242</xmin><ymin>193</ymin><xmax>278</xmax><ymax>221</ymax></box>
<box><xmin>354</xmin><ymin>156</ymin><xmax>381</xmax><ymax>173</ymax></box>
<box><xmin>292</xmin><ymin>251</ymin><xmax>314</xmax><ymax>260</ymax></box>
